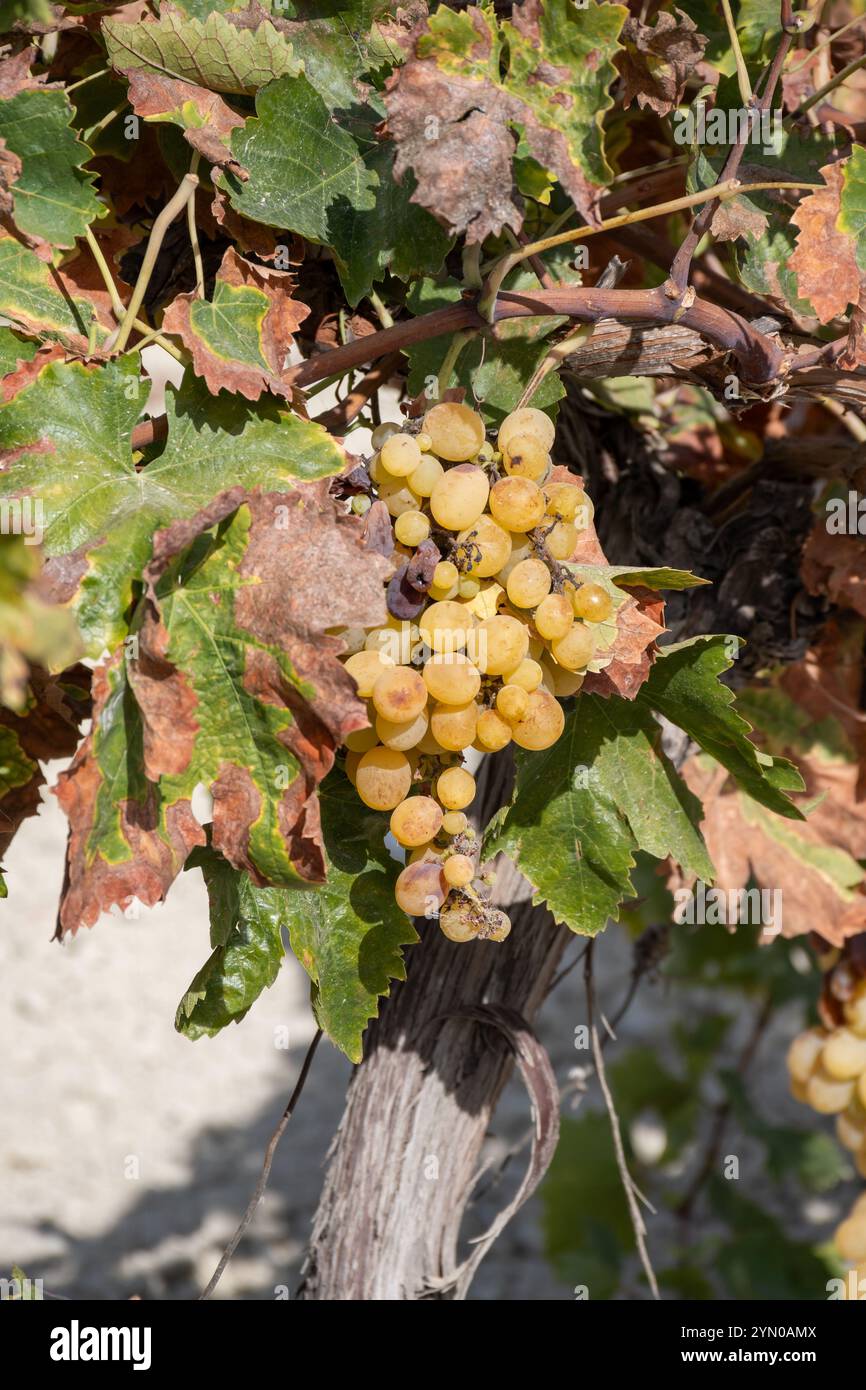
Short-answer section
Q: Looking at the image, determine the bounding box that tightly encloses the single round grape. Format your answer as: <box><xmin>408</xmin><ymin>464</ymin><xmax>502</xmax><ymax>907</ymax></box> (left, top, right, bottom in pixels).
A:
<box><xmin>573</xmin><ymin>582</ymin><xmax>613</xmax><ymax>623</ymax></box>
<box><xmin>551</xmin><ymin>623</ymin><xmax>595</xmax><ymax>672</ymax></box>
<box><xmin>456</xmin><ymin>514</ymin><xmax>512</xmax><ymax>577</ymax></box>
<box><xmin>844</xmin><ymin>987</ymin><xmax>866</xmax><ymax>1036</ymax></box>
<box><xmin>502</xmin><ymin>432</ymin><xmax>551</xmax><ymax>481</ymax></box>
<box><xmin>433</xmin><ymin>560</ymin><xmax>459</xmax><ymax>590</ymax></box>
<box><xmin>371</xmin><ymin>421</ymin><xmax>401</xmax><ymax>450</ymax></box>
<box><xmin>356</xmin><ymin>746</ymin><xmax>413</xmax><ymax>810</ymax></box>
<box><xmin>345</xmin><ymin>722</ymin><xmax>379</xmax><ymax>753</ymax></box>
<box><xmin>379</xmin><ymin>475</ymin><xmax>421</xmax><ymax>518</ymax></box>
<box><xmin>439</xmin><ymin>896</ymin><xmax>480</xmax><ymax>942</ymax></box>
<box><xmin>835</xmin><ymin>1215</ymin><xmax>866</xmax><ymax>1263</ymax></box>
<box><xmin>423</xmin><ymin>653</ymin><xmax>481</xmax><ymax>705</ymax></box>
<box><xmin>544</xmin><ymin>660</ymin><xmax>584</xmax><ymax>697</ymax></box>
<box><xmin>546</xmin><ymin>520</ymin><xmax>579</xmax><ymax>560</ymax></box>
<box><xmin>394</xmin><ymin>510</ymin><xmax>431</xmax><ymax>547</ymax></box>
<box><xmin>381</xmin><ymin>432</ymin><xmax>422</xmax><ymax>477</ymax></box>
<box><xmin>390</xmin><ymin>795</ymin><xmax>444</xmax><ymax>847</ymax></box>
<box><xmin>489</xmin><ymin>477</ymin><xmax>546</xmax><ymax>532</ymax></box>
<box><xmin>470</xmin><ymin>614</ymin><xmax>529</xmax><ymax>675</ymax></box>
<box><xmin>497</xmin><ymin>683</ymin><xmax>530</xmax><ymax>723</ymax></box>
<box><xmin>351</xmin><ymin>494</ymin><xmax>371</xmax><ymax>516</ymax></box>
<box><xmin>444</xmin><ymin>854</ymin><xmax>474</xmax><ymax>888</ymax></box>
<box><xmin>345</xmin><ymin>648</ymin><xmax>395</xmax><ymax>697</ymax></box>
<box><xmin>511</xmin><ymin>688</ymin><xmax>565</xmax><ymax>750</ymax></box>
<box><xmin>534</xmin><ymin>592</ymin><xmax>574</xmax><ymax>641</ymax></box>
<box><xmin>805</xmin><ymin>1064</ymin><xmax>854</xmax><ymax>1114</ymax></box>
<box><xmin>442</xmin><ymin>810</ymin><xmax>468</xmax><ymax>835</ymax></box>
<box><xmin>495</xmin><ymin>532</ymin><xmax>534</xmax><ymax>584</ymax></box>
<box><xmin>823</xmin><ymin>1027</ymin><xmax>866</xmax><ymax>1080</ymax></box>
<box><xmin>395</xmin><ymin>859</ymin><xmax>447</xmax><ymax>916</ymax></box>
<box><xmin>786</xmin><ymin>1027</ymin><xmax>826</xmax><ymax>1085</ymax></box>
<box><xmin>458</xmin><ymin>577</ymin><xmax>480</xmax><ymax>599</ymax></box>
<box><xmin>408</xmin><ymin>452</ymin><xmax>444</xmax><ymax>497</ymax></box>
<box><xmin>423</xmin><ymin>402</ymin><xmax>486</xmax><ymax>462</ymax></box>
<box><xmin>417</xmin><ymin>431</ymin><xmax>433</xmax><ymax>452</ymax></box>
<box><xmin>476</xmin><ymin>707</ymin><xmax>513</xmax><ymax>751</ymax></box>
<box><xmin>418</xmin><ymin>600</ymin><xmax>471</xmax><ymax>653</ymax></box>
<box><xmin>428</xmin><ymin>579</ymin><xmax>459</xmax><ymax>601</ymax></box>
<box><xmin>487</xmin><ymin>909</ymin><xmax>512</xmax><ymax>942</ymax></box>
<box><xmin>506</xmin><ymin>557</ymin><xmax>552</xmax><ymax>609</ymax></box>
<box><xmin>430</xmin><ymin>700</ymin><xmax>478</xmax><ymax>751</ymax></box>
<box><xmin>544</xmin><ymin>481</ymin><xmax>587</xmax><ymax>522</ymax></box>
<box><xmin>376</xmin><ymin>707</ymin><xmax>429</xmax><ymax>751</ymax></box>
<box><xmin>437</xmin><ymin>766</ymin><xmax>476</xmax><ymax>810</ymax></box>
<box><xmin>503</xmin><ymin>657</ymin><xmax>544</xmax><ymax>692</ymax></box>
<box><xmin>430</xmin><ymin>463</ymin><xmax>490</xmax><ymax>530</ymax></box>
<box><xmin>345</xmin><ymin>750</ymin><xmax>361</xmax><ymax>785</ymax></box>
<box><xmin>497</xmin><ymin>406</ymin><xmax>555</xmax><ymax>454</ymax></box>
<box><xmin>372</xmin><ymin>665</ymin><xmax>428</xmax><ymax>722</ymax></box>
<box><xmin>837</xmin><ymin>1109</ymin><xmax>866</xmax><ymax>1152</ymax></box>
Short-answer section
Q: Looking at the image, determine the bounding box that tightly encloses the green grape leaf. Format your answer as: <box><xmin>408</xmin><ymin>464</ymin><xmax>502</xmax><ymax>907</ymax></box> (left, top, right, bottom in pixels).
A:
<box><xmin>838</xmin><ymin>143</ymin><xmax>866</xmax><ymax>276</ymax></box>
<box><xmin>0</xmin><ymin>326</ymin><xmax>36</xmax><ymax>378</ymax></box>
<box><xmin>102</xmin><ymin>9</ymin><xmax>301</xmax><ymax>95</ymax></box>
<box><xmin>0</xmin><ymin>358</ymin><xmax>347</xmax><ymax>652</ymax></box>
<box><xmin>222</xmin><ymin>74</ymin><xmax>377</xmax><ymax>246</ymax></box>
<box><xmin>565</xmin><ymin>562</ymin><xmax>710</xmax><ymax>592</ymax></box>
<box><xmin>163</xmin><ymin>247</ymin><xmax>310</xmax><ymax>400</ymax></box>
<box><xmin>0</xmin><ymin>722</ymin><xmax>37</xmax><ymax>862</ymax></box>
<box><xmin>176</xmin><ymin>844</ymin><xmax>287</xmax><ymax>1039</ymax></box>
<box><xmin>486</xmin><ymin>693</ymin><xmax>714</xmax><ymax>935</ymax></box>
<box><xmin>281</xmin><ymin>769</ymin><xmax>419</xmax><ymax>1062</ymax></box>
<box><xmin>0</xmin><ymin>88</ymin><xmax>103</xmax><ymax>250</ymax></box>
<box><xmin>636</xmin><ymin>637</ymin><xmax>805</xmax><ymax>817</ymax></box>
<box><xmin>0</xmin><ymin>239</ymin><xmax>106</xmax><ymax>349</ymax></box>
<box><xmin>385</xmin><ymin>0</ymin><xmax>627</xmax><ymax>242</ymax></box>
<box><xmin>329</xmin><ymin>141</ymin><xmax>453</xmax><ymax>306</ymax></box>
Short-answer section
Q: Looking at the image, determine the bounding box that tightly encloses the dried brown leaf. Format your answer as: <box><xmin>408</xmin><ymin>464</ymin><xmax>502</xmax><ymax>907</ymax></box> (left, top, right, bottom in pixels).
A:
<box><xmin>616</xmin><ymin>8</ymin><xmax>707</xmax><ymax>117</ymax></box>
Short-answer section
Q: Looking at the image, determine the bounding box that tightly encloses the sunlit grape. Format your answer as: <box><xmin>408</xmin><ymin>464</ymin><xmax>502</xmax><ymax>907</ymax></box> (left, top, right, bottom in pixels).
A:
<box><xmin>430</xmin><ymin>463</ymin><xmax>490</xmax><ymax>530</ymax></box>
<box><xmin>436</xmin><ymin>766</ymin><xmax>476</xmax><ymax>810</ymax></box>
<box><xmin>430</xmin><ymin>700</ymin><xmax>478</xmax><ymax>751</ymax></box>
<box><xmin>423</xmin><ymin>402</ymin><xmax>486</xmax><ymax>462</ymax></box>
<box><xmin>381</xmin><ymin>432</ymin><xmax>422</xmax><ymax>477</ymax></box>
<box><xmin>444</xmin><ymin>854</ymin><xmax>474</xmax><ymax>888</ymax></box>
<box><xmin>372</xmin><ymin>665</ymin><xmax>428</xmax><ymax>722</ymax></box>
<box><xmin>345</xmin><ymin>648</ymin><xmax>395</xmax><ymax>697</ymax></box>
<box><xmin>390</xmin><ymin>795</ymin><xmax>444</xmax><ymax>847</ymax></box>
<box><xmin>510</xmin><ymin>689</ymin><xmax>565</xmax><ymax>750</ymax></box>
<box><xmin>356</xmin><ymin>746</ymin><xmax>413</xmax><ymax>810</ymax></box>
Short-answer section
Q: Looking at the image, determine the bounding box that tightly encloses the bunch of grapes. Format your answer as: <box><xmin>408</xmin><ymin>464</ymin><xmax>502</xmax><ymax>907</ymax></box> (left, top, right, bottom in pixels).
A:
<box><xmin>787</xmin><ymin>974</ymin><xmax>866</xmax><ymax>1287</ymax></box>
<box><xmin>336</xmin><ymin>400</ymin><xmax>612</xmax><ymax>944</ymax></box>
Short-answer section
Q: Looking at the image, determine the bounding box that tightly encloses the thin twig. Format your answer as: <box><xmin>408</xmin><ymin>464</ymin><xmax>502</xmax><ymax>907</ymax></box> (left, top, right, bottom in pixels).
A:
<box><xmin>585</xmin><ymin>941</ymin><xmax>660</xmax><ymax>1300</ymax></box>
<box><xmin>186</xmin><ymin>153</ymin><xmax>205</xmax><ymax>299</ymax></box>
<box><xmin>721</xmin><ymin>0</ymin><xmax>753</xmax><ymax>103</ymax></box>
<box><xmin>83</xmin><ymin>226</ymin><xmax>184</xmax><ymax>361</ymax></box>
<box><xmin>111</xmin><ymin>173</ymin><xmax>199</xmax><ymax>354</ymax></box>
<box><xmin>199</xmin><ymin>1028</ymin><xmax>323</xmax><ymax>1300</ymax></box>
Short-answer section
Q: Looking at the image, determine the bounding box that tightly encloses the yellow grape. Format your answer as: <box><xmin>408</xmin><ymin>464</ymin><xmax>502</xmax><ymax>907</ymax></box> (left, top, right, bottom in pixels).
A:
<box><xmin>470</xmin><ymin>614</ymin><xmax>530</xmax><ymax>675</ymax></box>
<box><xmin>345</xmin><ymin>648</ymin><xmax>395</xmax><ymax>697</ymax></box>
<box><xmin>395</xmin><ymin>859</ymin><xmax>447</xmax><ymax>916</ymax></box>
<box><xmin>498</xmin><ymin>406</ymin><xmax>555</xmax><ymax>454</ymax></box>
<box><xmin>395</xmin><ymin>510</ymin><xmax>431</xmax><ymax>547</ymax></box>
<box><xmin>506</xmin><ymin>557</ymin><xmax>552</xmax><ymax>609</ymax></box>
<box><xmin>546</xmin><ymin>520</ymin><xmax>579</xmax><ymax>560</ymax></box>
<box><xmin>428</xmin><ymin>580</ymin><xmax>459</xmax><ymax>601</ymax></box>
<box><xmin>823</xmin><ymin>1028</ymin><xmax>866</xmax><ymax>1080</ymax></box>
<box><xmin>430</xmin><ymin>463</ymin><xmax>490</xmax><ymax>530</ymax></box>
<box><xmin>345</xmin><ymin>750</ymin><xmax>361</xmax><ymax>785</ymax></box>
<box><xmin>495</xmin><ymin>532</ymin><xmax>534</xmax><ymax>583</ymax></box>
<box><xmin>390</xmin><ymin>795</ymin><xmax>444</xmax><ymax>847</ymax></box>
<box><xmin>497</xmin><ymin>684</ymin><xmax>529</xmax><ymax>724</ymax></box>
<box><xmin>408</xmin><ymin>452</ymin><xmax>444</xmax><ymax>497</ymax></box>
<box><xmin>379</xmin><ymin>475</ymin><xmax>421</xmax><ymax>517</ymax></box>
<box><xmin>835</xmin><ymin>1215</ymin><xmax>866</xmax><ymax>1263</ymax></box>
<box><xmin>551</xmin><ymin>623</ymin><xmax>595</xmax><ymax>671</ymax></box>
<box><xmin>534</xmin><ymin>593</ymin><xmax>574</xmax><ymax>641</ymax></box>
<box><xmin>456</xmin><ymin>514</ymin><xmax>512</xmax><ymax>577</ymax></box>
<box><xmin>511</xmin><ymin>688</ymin><xmax>565</xmax><ymax>750</ymax></box>
<box><xmin>806</xmin><ymin>1064</ymin><xmax>855</xmax><ymax>1114</ymax></box>
<box><xmin>417</xmin><ymin>431</ymin><xmax>433</xmax><ymax>452</ymax></box>
<box><xmin>423</xmin><ymin>653</ymin><xmax>481</xmax><ymax>704</ymax></box>
<box><xmin>844</xmin><ymin>987</ymin><xmax>866</xmax><ymax>1036</ymax></box>
<box><xmin>365</xmin><ymin>623</ymin><xmax>415</xmax><ymax>665</ymax></box>
<box><xmin>476</xmin><ymin>707</ymin><xmax>513</xmax><ymax>751</ymax></box>
<box><xmin>837</xmin><ymin>1109</ymin><xmax>866</xmax><ymax>1152</ymax></box>
<box><xmin>423</xmin><ymin>402</ymin><xmax>486</xmax><ymax>462</ymax></box>
<box><xmin>430</xmin><ymin>700</ymin><xmax>478</xmax><ymax>751</ymax></box>
<box><xmin>444</xmin><ymin>854</ymin><xmax>475</xmax><ymax>887</ymax></box>
<box><xmin>433</xmin><ymin>560</ymin><xmax>459</xmax><ymax>590</ymax></box>
<box><xmin>784</xmin><ymin>1027</ymin><xmax>823</xmax><ymax>1087</ymax></box>
<box><xmin>381</xmin><ymin>432</ymin><xmax>422</xmax><ymax>477</ymax></box>
<box><xmin>487</xmin><ymin>910</ymin><xmax>512</xmax><ymax>942</ymax></box>
<box><xmin>504</xmin><ymin>657</ymin><xmax>544</xmax><ymax>692</ymax></box>
<box><xmin>489</xmin><ymin>477</ymin><xmax>546</xmax><ymax>532</ymax></box>
<box><xmin>345</xmin><ymin>720</ymin><xmax>379</xmax><ymax>753</ymax></box>
<box><xmin>502</xmin><ymin>432</ymin><xmax>550</xmax><ymax>481</ymax></box>
<box><xmin>439</xmin><ymin>897</ymin><xmax>480</xmax><ymax>942</ymax></box>
<box><xmin>573</xmin><ymin>582</ymin><xmax>613</xmax><ymax>623</ymax></box>
<box><xmin>376</xmin><ymin>708</ymin><xmax>429</xmax><ymax>751</ymax></box>
<box><xmin>415</xmin><ymin>725</ymin><xmax>449</xmax><ymax>755</ymax></box>
<box><xmin>356</xmin><ymin>746</ymin><xmax>413</xmax><ymax>810</ymax></box>
<box><xmin>419</xmin><ymin>600</ymin><xmax>471</xmax><ymax>652</ymax></box>
<box><xmin>372</xmin><ymin>665</ymin><xmax>428</xmax><ymax>722</ymax></box>
<box><xmin>458</xmin><ymin>578</ymin><xmax>480</xmax><ymax>599</ymax></box>
<box><xmin>437</xmin><ymin>766</ymin><xmax>476</xmax><ymax>810</ymax></box>
<box><xmin>544</xmin><ymin>481</ymin><xmax>586</xmax><ymax>522</ymax></box>
<box><xmin>442</xmin><ymin>810</ymin><xmax>468</xmax><ymax>835</ymax></box>
<box><xmin>790</xmin><ymin>1077</ymin><xmax>808</xmax><ymax>1104</ymax></box>
<box><xmin>544</xmin><ymin>659</ymin><xmax>584</xmax><ymax>697</ymax></box>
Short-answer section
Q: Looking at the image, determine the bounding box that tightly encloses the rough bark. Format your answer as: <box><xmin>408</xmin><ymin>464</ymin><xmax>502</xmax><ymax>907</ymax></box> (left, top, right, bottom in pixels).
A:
<box><xmin>298</xmin><ymin>752</ymin><xmax>571</xmax><ymax>1301</ymax></box>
